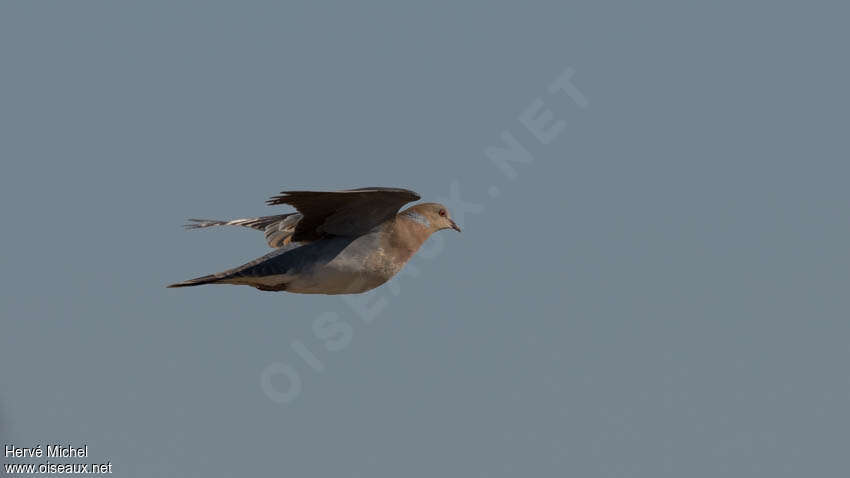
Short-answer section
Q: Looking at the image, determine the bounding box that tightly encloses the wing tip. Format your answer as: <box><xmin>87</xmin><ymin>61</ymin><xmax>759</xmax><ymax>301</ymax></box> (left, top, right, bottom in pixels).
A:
<box><xmin>182</xmin><ymin>218</ymin><xmax>223</xmax><ymax>229</ymax></box>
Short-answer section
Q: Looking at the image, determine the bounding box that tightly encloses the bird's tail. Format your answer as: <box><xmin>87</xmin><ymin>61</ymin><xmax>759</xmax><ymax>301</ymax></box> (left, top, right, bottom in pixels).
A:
<box><xmin>167</xmin><ymin>242</ymin><xmax>292</xmax><ymax>290</ymax></box>
<box><xmin>166</xmin><ymin>273</ymin><xmax>224</xmax><ymax>288</ymax></box>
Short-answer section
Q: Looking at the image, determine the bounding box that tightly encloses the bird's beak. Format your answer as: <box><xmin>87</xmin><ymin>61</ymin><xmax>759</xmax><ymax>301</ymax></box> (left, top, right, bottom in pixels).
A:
<box><xmin>450</xmin><ymin>219</ymin><xmax>461</xmax><ymax>232</ymax></box>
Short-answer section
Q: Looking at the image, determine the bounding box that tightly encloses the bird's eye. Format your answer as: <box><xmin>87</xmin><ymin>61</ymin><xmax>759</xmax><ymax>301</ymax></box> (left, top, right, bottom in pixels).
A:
<box><xmin>438</xmin><ymin>209</ymin><xmax>446</xmax><ymax>217</ymax></box>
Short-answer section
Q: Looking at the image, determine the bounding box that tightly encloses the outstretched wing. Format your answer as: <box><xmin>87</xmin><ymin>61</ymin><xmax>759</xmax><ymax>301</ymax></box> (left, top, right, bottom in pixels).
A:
<box><xmin>184</xmin><ymin>213</ymin><xmax>303</xmax><ymax>248</ymax></box>
<box><xmin>266</xmin><ymin>187</ymin><xmax>421</xmax><ymax>242</ymax></box>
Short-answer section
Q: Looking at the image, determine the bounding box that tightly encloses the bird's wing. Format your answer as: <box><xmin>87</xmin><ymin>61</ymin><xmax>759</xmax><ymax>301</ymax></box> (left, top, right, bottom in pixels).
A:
<box><xmin>184</xmin><ymin>214</ymin><xmax>293</xmax><ymax>232</ymax></box>
<box><xmin>184</xmin><ymin>213</ymin><xmax>303</xmax><ymax>248</ymax></box>
<box><xmin>266</xmin><ymin>187</ymin><xmax>421</xmax><ymax>242</ymax></box>
<box><xmin>260</xmin><ymin>213</ymin><xmax>303</xmax><ymax>247</ymax></box>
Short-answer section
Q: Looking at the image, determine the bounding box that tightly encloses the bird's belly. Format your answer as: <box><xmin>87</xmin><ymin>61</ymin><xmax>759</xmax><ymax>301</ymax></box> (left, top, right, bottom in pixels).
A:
<box><xmin>287</xmin><ymin>246</ymin><xmax>401</xmax><ymax>295</ymax></box>
<box><xmin>285</xmin><ymin>270</ymin><xmax>387</xmax><ymax>294</ymax></box>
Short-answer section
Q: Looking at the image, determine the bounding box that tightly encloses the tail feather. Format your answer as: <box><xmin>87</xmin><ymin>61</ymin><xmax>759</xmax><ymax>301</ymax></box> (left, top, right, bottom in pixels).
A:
<box><xmin>167</xmin><ymin>274</ymin><xmax>224</xmax><ymax>288</ymax></box>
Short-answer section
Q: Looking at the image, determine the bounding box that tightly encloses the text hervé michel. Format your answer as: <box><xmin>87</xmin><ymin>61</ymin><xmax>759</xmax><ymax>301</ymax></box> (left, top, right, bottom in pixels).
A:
<box><xmin>5</xmin><ymin>443</ymin><xmax>88</xmax><ymax>458</ymax></box>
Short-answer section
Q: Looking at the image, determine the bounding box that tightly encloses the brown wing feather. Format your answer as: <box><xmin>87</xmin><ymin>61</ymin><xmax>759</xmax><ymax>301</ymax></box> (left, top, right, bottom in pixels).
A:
<box><xmin>266</xmin><ymin>187</ymin><xmax>420</xmax><ymax>241</ymax></box>
<box><xmin>184</xmin><ymin>213</ymin><xmax>303</xmax><ymax>248</ymax></box>
<box><xmin>184</xmin><ymin>214</ymin><xmax>294</xmax><ymax>231</ymax></box>
<box><xmin>263</xmin><ymin>213</ymin><xmax>302</xmax><ymax>247</ymax></box>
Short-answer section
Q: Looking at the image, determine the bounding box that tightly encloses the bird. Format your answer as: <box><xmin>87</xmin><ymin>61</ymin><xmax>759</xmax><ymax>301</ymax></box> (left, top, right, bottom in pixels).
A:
<box><xmin>167</xmin><ymin>187</ymin><xmax>461</xmax><ymax>294</ymax></box>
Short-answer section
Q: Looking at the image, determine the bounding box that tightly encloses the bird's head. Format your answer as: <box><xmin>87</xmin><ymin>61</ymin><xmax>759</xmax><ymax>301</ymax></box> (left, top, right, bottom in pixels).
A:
<box><xmin>401</xmin><ymin>203</ymin><xmax>461</xmax><ymax>233</ymax></box>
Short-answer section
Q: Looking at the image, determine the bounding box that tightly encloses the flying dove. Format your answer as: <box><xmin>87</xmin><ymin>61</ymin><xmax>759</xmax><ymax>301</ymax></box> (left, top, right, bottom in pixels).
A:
<box><xmin>167</xmin><ymin>187</ymin><xmax>460</xmax><ymax>294</ymax></box>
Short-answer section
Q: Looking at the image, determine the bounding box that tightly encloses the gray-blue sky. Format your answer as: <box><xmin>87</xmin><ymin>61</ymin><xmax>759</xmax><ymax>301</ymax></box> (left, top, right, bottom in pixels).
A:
<box><xmin>2</xmin><ymin>1</ymin><xmax>849</xmax><ymax>476</ymax></box>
